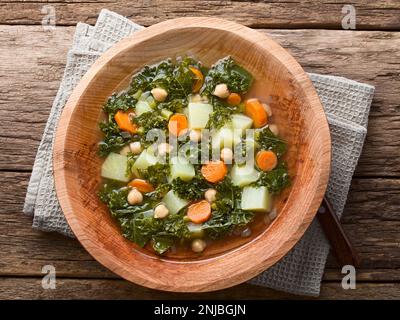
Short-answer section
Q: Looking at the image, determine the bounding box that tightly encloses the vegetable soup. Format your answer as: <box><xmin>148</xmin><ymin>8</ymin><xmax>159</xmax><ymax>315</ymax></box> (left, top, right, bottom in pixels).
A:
<box><xmin>98</xmin><ymin>56</ymin><xmax>290</xmax><ymax>255</ymax></box>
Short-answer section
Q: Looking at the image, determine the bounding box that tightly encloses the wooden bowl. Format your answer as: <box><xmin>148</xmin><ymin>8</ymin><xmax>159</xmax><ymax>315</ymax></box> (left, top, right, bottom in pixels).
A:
<box><xmin>54</xmin><ymin>18</ymin><xmax>331</xmax><ymax>292</ymax></box>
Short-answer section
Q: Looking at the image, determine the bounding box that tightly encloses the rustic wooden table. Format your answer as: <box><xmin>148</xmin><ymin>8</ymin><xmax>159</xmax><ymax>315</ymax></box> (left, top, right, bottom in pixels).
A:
<box><xmin>0</xmin><ymin>1</ymin><xmax>399</xmax><ymax>300</ymax></box>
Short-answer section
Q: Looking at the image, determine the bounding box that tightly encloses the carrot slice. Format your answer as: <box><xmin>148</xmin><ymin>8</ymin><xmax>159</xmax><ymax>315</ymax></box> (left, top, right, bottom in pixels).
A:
<box><xmin>245</xmin><ymin>98</ymin><xmax>268</xmax><ymax>128</ymax></box>
<box><xmin>190</xmin><ymin>67</ymin><xmax>204</xmax><ymax>93</ymax></box>
<box><xmin>227</xmin><ymin>93</ymin><xmax>241</xmax><ymax>105</ymax></box>
<box><xmin>256</xmin><ymin>150</ymin><xmax>278</xmax><ymax>172</ymax></box>
<box><xmin>114</xmin><ymin>110</ymin><xmax>137</xmax><ymax>134</ymax></box>
<box><xmin>168</xmin><ymin>113</ymin><xmax>188</xmax><ymax>136</ymax></box>
<box><xmin>201</xmin><ymin>160</ymin><xmax>227</xmax><ymax>183</ymax></box>
<box><xmin>187</xmin><ymin>200</ymin><xmax>212</xmax><ymax>224</ymax></box>
<box><xmin>128</xmin><ymin>179</ymin><xmax>155</xmax><ymax>193</ymax></box>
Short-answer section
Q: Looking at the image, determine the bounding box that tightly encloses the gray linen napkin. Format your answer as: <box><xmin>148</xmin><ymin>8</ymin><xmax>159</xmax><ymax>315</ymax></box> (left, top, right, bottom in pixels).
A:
<box><xmin>23</xmin><ymin>9</ymin><xmax>374</xmax><ymax>296</ymax></box>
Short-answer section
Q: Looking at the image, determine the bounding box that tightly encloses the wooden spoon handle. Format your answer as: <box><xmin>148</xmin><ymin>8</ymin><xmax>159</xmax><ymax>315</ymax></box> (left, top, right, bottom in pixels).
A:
<box><xmin>317</xmin><ymin>197</ymin><xmax>361</xmax><ymax>268</ymax></box>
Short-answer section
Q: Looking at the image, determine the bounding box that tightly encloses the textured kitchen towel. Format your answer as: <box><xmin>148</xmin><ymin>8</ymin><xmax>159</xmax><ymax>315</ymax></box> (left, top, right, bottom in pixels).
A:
<box><xmin>23</xmin><ymin>9</ymin><xmax>375</xmax><ymax>296</ymax></box>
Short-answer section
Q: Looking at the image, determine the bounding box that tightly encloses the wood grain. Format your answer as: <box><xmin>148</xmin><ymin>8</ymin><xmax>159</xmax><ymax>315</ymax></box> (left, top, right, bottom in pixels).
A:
<box><xmin>0</xmin><ymin>277</ymin><xmax>399</xmax><ymax>300</ymax></box>
<box><xmin>1</xmin><ymin>1</ymin><xmax>400</xmax><ymax>30</ymax></box>
<box><xmin>0</xmin><ymin>4</ymin><xmax>399</xmax><ymax>298</ymax></box>
<box><xmin>52</xmin><ymin>17</ymin><xmax>331</xmax><ymax>292</ymax></box>
<box><xmin>1</xmin><ymin>26</ymin><xmax>399</xmax><ymax>176</ymax></box>
<box><xmin>317</xmin><ymin>197</ymin><xmax>361</xmax><ymax>268</ymax></box>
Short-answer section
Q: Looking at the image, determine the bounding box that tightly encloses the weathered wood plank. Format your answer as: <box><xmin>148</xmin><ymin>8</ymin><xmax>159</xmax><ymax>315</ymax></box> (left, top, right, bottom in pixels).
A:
<box><xmin>0</xmin><ymin>171</ymin><xmax>399</xmax><ymax>279</ymax></box>
<box><xmin>325</xmin><ymin>177</ymin><xmax>400</xmax><ymax>270</ymax></box>
<box><xmin>0</xmin><ymin>277</ymin><xmax>398</xmax><ymax>300</ymax></box>
<box><xmin>0</xmin><ymin>4</ymin><xmax>398</xmax><ymax>301</ymax></box>
<box><xmin>0</xmin><ymin>26</ymin><xmax>399</xmax><ymax>174</ymax></box>
<box><xmin>0</xmin><ymin>26</ymin><xmax>74</xmax><ymax>171</ymax></box>
<box><xmin>1</xmin><ymin>1</ymin><xmax>400</xmax><ymax>30</ymax></box>
<box><xmin>323</xmin><ymin>269</ymin><xmax>400</xmax><ymax>282</ymax></box>
<box><xmin>273</xmin><ymin>30</ymin><xmax>400</xmax><ymax>176</ymax></box>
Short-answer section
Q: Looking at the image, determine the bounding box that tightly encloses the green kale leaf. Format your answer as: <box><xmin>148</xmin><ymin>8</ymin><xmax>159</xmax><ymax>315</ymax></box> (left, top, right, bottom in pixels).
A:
<box><xmin>168</xmin><ymin>57</ymin><xmax>200</xmax><ymax>99</ymax></box>
<box><xmin>203</xmin><ymin>207</ymin><xmax>254</xmax><ymax>239</ymax></box>
<box><xmin>253</xmin><ymin>162</ymin><xmax>291</xmax><ymax>193</ymax></box>
<box><xmin>98</xmin><ymin>181</ymin><xmax>128</xmax><ymax>207</ymax></box>
<box><xmin>99</xmin><ymin>182</ymin><xmax>188</xmax><ymax>253</ymax></box>
<box><xmin>98</xmin><ymin>92</ymin><xmax>138</xmax><ymax>157</ymax></box>
<box><xmin>139</xmin><ymin>163</ymin><xmax>171</xmax><ymax>201</ymax></box>
<box><xmin>202</xmin><ymin>56</ymin><xmax>253</xmax><ymax>95</ymax></box>
<box><xmin>157</xmin><ymin>98</ymin><xmax>186</xmax><ymax>113</ymax></box>
<box><xmin>129</xmin><ymin>211</ymin><xmax>163</xmax><ymax>247</ymax></box>
<box><xmin>103</xmin><ymin>91</ymin><xmax>137</xmax><ymax>115</ymax></box>
<box><xmin>256</xmin><ymin>126</ymin><xmax>287</xmax><ymax>158</ymax></box>
<box><xmin>151</xmin><ymin>234</ymin><xmax>175</xmax><ymax>254</ymax></box>
<box><xmin>202</xmin><ymin>178</ymin><xmax>255</xmax><ymax>239</ymax></box>
<box><xmin>150</xmin><ymin>213</ymin><xmax>191</xmax><ymax>254</ymax></box>
<box><xmin>129</xmin><ymin>59</ymin><xmax>175</xmax><ymax>94</ymax></box>
<box><xmin>129</xmin><ymin>211</ymin><xmax>191</xmax><ymax>254</ymax></box>
<box><xmin>139</xmin><ymin>163</ymin><xmax>170</xmax><ymax>186</ymax></box>
<box><xmin>125</xmin><ymin>151</ymin><xmax>139</xmax><ymax>177</ymax></box>
<box><xmin>129</xmin><ymin>57</ymin><xmax>203</xmax><ymax>103</ymax></box>
<box><xmin>134</xmin><ymin>111</ymin><xmax>168</xmax><ymax>133</ymax></box>
<box><xmin>98</xmin><ymin>121</ymin><xmax>129</xmax><ymax>157</ymax></box>
<box><xmin>206</xmin><ymin>97</ymin><xmax>242</xmax><ymax>129</ymax></box>
<box><xmin>171</xmin><ymin>176</ymin><xmax>211</xmax><ymax>201</ymax></box>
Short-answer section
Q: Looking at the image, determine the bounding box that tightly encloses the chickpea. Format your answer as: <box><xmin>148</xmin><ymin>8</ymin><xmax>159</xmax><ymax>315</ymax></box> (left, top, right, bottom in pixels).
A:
<box><xmin>262</xmin><ymin>103</ymin><xmax>273</xmax><ymax>117</ymax></box>
<box><xmin>128</xmin><ymin>112</ymin><xmax>136</xmax><ymax>122</ymax></box>
<box><xmin>213</xmin><ymin>83</ymin><xmax>230</xmax><ymax>99</ymax></box>
<box><xmin>269</xmin><ymin>208</ymin><xmax>278</xmax><ymax>220</ymax></box>
<box><xmin>220</xmin><ymin>147</ymin><xmax>233</xmax><ymax>163</ymax></box>
<box><xmin>189</xmin><ymin>129</ymin><xmax>201</xmax><ymax>142</ymax></box>
<box><xmin>151</xmin><ymin>87</ymin><xmax>168</xmax><ymax>102</ymax></box>
<box><xmin>129</xmin><ymin>141</ymin><xmax>142</xmax><ymax>154</ymax></box>
<box><xmin>157</xmin><ymin>142</ymin><xmax>172</xmax><ymax>156</ymax></box>
<box><xmin>127</xmin><ymin>188</ymin><xmax>143</xmax><ymax>205</ymax></box>
<box><xmin>268</xmin><ymin>124</ymin><xmax>279</xmax><ymax>136</ymax></box>
<box><xmin>204</xmin><ymin>189</ymin><xmax>217</xmax><ymax>203</ymax></box>
<box><xmin>154</xmin><ymin>204</ymin><xmax>169</xmax><ymax>219</ymax></box>
<box><xmin>119</xmin><ymin>145</ymin><xmax>131</xmax><ymax>156</ymax></box>
<box><xmin>191</xmin><ymin>239</ymin><xmax>207</xmax><ymax>253</ymax></box>
<box><xmin>190</xmin><ymin>94</ymin><xmax>202</xmax><ymax>103</ymax></box>
<box><xmin>240</xmin><ymin>227</ymin><xmax>252</xmax><ymax>238</ymax></box>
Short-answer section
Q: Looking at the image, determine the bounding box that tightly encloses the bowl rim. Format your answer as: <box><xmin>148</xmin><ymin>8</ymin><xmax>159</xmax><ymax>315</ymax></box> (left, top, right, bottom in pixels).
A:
<box><xmin>53</xmin><ymin>17</ymin><xmax>331</xmax><ymax>292</ymax></box>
